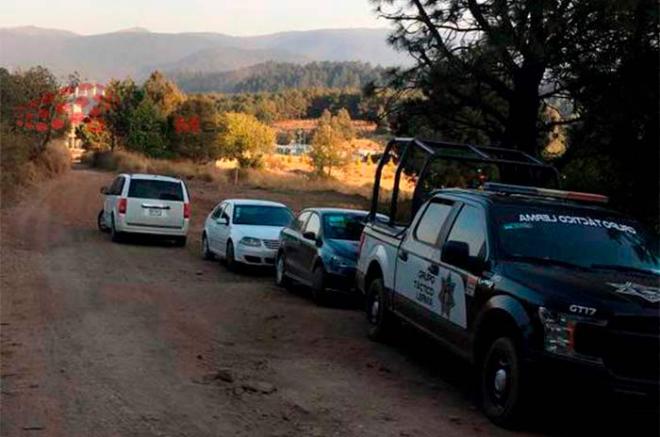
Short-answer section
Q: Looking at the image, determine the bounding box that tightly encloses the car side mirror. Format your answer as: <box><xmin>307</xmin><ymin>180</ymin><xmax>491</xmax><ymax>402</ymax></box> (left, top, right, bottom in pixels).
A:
<box><xmin>302</xmin><ymin>231</ymin><xmax>316</xmax><ymax>241</ymax></box>
<box><xmin>441</xmin><ymin>240</ymin><xmax>472</xmax><ymax>271</ymax></box>
<box><xmin>100</xmin><ymin>186</ymin><xmax>108</xmax><ymax>195</ymax></box>
<box><xmin>216</xmin><ymin>217</ymin><xmax>228</xmax><ymax>225</ymax></box>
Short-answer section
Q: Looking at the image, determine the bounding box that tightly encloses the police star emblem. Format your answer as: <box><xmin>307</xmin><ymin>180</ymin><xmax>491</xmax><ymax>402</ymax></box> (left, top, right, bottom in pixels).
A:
<box><xmin>438</xmin><ymin>274</ymin><xmax>456</xmax><ymax>317</ymax></box>
<box><xmin>607</xmin><ymin>282</ymin><xmax>660</xmax><ymax>303</ymax></box>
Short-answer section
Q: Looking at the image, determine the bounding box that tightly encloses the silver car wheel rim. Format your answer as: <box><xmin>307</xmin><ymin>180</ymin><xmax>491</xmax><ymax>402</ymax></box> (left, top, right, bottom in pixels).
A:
<box><xmin>494</xmin><ymin>368</ymin><xmax>507</xmax><ymax>398</ymax></box>
<box><xmin>370</xmin><ymin>298</ymin><xmax>379</xmax><ymax>324</ymax></box>
<box><xmin>276</xmin><ymin>257</ymin><xmax>284</xmax><ymax>283</ymax></box>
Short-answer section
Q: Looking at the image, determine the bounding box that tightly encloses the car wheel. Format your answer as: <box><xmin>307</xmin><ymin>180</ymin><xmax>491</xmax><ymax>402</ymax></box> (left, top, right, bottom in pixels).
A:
<box><xmin>226</xmin><ymin>240</ymin><xmax>238</xmax><ymax>271</ymax></box>
<box><xmin>97</xmin><ymin>210</ymin><xmax>109</xmax><ymax>233</ymax></box>
<box><xmin>275</xmin><ymin>252</ymin><xmax>291</xmax><ymax>288</ymax></box>
<box><xmin>311</xmin><ymin>265</ymin><xmax>327</xmax><ymax>305</ymax></box>
<box><xmin>110</xmin><ymin>215</ymin><xmax>123</xmax><ymax>243</ymax></box>
<box><xmin>202</xmin><ymin>234</ymin><xmax>214</xmax><ymax>260</ymax></box>
<box><xmin>481</xmin><ymin>336</ymin><xmax>527</xmax><ymax>428</ymax></box>
<box><xmin>174</xmin><ymin>236</ymin><xmax>187</xmax><ymax>247</ymax></box>
<box><xmin>366</xmin><ymin>277</ymin><xmax>393</xmax><ymax>341</ymax></box>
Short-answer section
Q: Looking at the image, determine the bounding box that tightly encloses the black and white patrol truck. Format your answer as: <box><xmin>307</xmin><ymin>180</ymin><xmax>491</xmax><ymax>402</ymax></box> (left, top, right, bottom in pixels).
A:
<box><xmin>356</xmin><ymin>138</ymin><xmax>659</xmax><ymax>426</ymax></box>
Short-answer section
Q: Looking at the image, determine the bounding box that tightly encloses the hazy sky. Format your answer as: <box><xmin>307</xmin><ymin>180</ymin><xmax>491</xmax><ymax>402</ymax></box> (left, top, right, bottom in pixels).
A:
<box><xmin>0</xmin><ymin>0</ymin><xmax>386</xmax><ymax>35</ymax></box>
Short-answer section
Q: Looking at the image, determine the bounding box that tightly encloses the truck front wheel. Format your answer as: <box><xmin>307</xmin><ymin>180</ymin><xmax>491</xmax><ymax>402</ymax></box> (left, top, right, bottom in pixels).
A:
<box><xmin>480</xmin><ymin>336</ymin><xmax>528</xmax><ymax>428</ymax></box>
<box><xmin>366</xmin><ymin>278</ymin><xmax>393</xmax><ymax>341</ymax></box>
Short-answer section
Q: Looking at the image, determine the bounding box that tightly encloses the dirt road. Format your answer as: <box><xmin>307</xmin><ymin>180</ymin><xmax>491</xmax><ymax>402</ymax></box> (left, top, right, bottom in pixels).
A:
<box><xmin>0</xmin><ymin>169</ymin><xmax>655</xmax><ymax>436</ymax></box>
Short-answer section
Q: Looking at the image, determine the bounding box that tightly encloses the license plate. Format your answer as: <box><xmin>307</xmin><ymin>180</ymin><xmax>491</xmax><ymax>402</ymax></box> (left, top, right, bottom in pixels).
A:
<box><xmin>148</xmin><ymin>209</ymin><xmax>162</xmax><ymax>217</ymax></box>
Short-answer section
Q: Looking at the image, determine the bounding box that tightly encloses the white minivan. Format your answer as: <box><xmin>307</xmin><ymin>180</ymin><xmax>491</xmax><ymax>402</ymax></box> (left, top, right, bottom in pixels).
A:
<box><xmin>98</xmin><ymin>173</ymin><xmax>190</xmax><ymax>246</ymax></box>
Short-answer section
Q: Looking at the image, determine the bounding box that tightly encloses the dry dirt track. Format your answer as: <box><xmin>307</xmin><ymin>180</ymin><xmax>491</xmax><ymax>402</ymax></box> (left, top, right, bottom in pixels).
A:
<box><xmin>0</xmin><ymin>168</ymin><xmax>656</xmax><ymax>437</ymax></box>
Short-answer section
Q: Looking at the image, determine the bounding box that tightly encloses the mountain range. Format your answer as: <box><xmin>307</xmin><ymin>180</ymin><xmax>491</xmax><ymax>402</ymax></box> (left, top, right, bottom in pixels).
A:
<box><xmin>0</xmin><ymin>26</ymin><xmax>406</xmax><ymax>83</ymax></box>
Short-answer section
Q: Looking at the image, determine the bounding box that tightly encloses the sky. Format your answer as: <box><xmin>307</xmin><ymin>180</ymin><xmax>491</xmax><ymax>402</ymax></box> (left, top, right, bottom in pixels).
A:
<box><xmin>0</xmin><ymin>0</ymin><xmax>386</xmax><ymax>36</ymax></box>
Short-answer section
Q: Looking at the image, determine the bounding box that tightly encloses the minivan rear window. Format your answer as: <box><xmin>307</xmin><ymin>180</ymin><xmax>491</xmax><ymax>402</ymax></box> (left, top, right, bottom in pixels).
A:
<box><xmin>128</xmin><ymin>180</ymin><xmax>184</xmax><ymax>201</ymax></box>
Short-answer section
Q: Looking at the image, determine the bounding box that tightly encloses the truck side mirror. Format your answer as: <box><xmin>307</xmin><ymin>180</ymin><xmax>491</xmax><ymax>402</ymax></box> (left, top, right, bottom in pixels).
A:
<box><xmin>302</xmin><ymin>231</ymin><xmax>316</xmax><ymax>241</ymax></box>
<box><xmin>441</xmin><ymin>240</ymin><xmax>471</xmax><ymax>270</ymax></box>
<box><xmin>100</xmin><ymin>186</ymin><xmax>108</xmax><ymax>195</ymax></box>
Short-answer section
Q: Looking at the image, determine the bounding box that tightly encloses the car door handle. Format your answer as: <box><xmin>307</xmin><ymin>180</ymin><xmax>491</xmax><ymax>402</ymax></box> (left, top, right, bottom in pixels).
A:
<box><xmin>398</xmin><ymin>250</ymin><xmax>408</xmax><ymax>262</ymax></box>
<box><xmin>427</xmin><ymin>264</ymin><xmax>439</xmax><ymax>275</ymax></box>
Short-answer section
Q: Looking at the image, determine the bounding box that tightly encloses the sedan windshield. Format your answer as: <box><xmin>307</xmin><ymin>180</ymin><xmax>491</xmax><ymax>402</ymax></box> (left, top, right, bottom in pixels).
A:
<box><xmin>233</xmin><ymin>205</ymin><xmax>292</xmax><ymax>226</ymax></box>
<box><xmin>323</xmin><ymin>213</ymin><xmax>367</xmax><ymax>241</ymax></box>
<box><xmin>494</xmin><ymin>205</ymin><xmax>659</xmax><ymax>274</ymax></box>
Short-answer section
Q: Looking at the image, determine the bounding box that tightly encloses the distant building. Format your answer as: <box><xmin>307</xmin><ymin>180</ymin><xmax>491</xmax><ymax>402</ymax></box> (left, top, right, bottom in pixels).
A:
<box><xmin>63</xmin><ymin>83</ymin><xmax>106</xmax><ymax>149</ymax></box>
<box><xmin>275</xmin><ymin>143</ymin><xmax>311</xmax><ymax>156</ymax></box>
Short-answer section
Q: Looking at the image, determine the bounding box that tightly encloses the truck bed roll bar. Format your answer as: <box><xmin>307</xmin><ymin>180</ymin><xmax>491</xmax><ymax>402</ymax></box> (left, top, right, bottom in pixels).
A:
<box><xmin>370</xmin><ymin>138</ymin><xmax>560</xmax><ymax>224</ymax></box>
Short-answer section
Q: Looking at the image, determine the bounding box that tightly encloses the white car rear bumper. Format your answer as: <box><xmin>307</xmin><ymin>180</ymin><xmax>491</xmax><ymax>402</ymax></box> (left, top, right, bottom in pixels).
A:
<box><xmin>115</xmin><ymin>215</ymin><xmax>189</xmax><ymax>237</ymax></box>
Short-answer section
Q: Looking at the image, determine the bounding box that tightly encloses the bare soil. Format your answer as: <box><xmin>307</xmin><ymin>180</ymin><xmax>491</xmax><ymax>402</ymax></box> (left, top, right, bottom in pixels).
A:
<box><xmin>1</xmin><ymin>168</ymin><xmax>656</xmax><ymax>436</ymax></box>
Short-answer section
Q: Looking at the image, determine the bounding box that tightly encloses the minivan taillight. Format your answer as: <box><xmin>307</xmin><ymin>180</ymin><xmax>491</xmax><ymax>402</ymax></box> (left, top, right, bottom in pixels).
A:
<box><xmin>118</xmin><ymin>198</ymin><xmax>127</xmax><ymax>215</ymax></box>
<box><xmin>183</xmin><ymin>203</ymin><xmax>191</xmax><ymax>219</ymax></box>
<box><xmin>358</xmin><ymin>231</ymin><xmax>366</xmax><ymax>254</ymax></box>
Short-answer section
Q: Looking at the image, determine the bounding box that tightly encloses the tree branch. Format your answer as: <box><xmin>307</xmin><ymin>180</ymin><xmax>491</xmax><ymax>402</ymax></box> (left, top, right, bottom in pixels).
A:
<box><xmin>409</xmin><ymin>0</ymin><xmax>515</xmax><ymax>101</ymax></box>
<box><xmin>544</xmin><ymin>116</ymin><xmax>582</xmax><ymax>127</ymax></box>
<box><xmin>467</xmin><ymin>0</ymin><xmax>518</xmax><ymax>70</ymax></box>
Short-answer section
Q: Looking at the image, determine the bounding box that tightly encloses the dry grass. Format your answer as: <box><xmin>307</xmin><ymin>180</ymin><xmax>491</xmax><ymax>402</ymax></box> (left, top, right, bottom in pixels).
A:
<box><xmin>33</xmin><ymin>142</ymin><xmax>71</xmax><ymax>176</ymax></box>
<box><xmin>272</xmin><ymin>119</ymin><xmax>377</xmax><ymax>134</ymax></box>
<box><xmin>84</xmin><ymin>149</ymin><xmax>413</xmax><ymax>205</ymax></box>
<box><xmin>1</xmin><ymin>139</ymin><xmax>72</xmax><ymax>206</ymax></box>
<box><xmin>84</xmin><ymin>150</ymin><xmax>230</xmax><ymax>184</ymax></box>
<box><xmin>242</xmin><ymin>167</ymin><xmax>374</xmax><ymax>199</ymax></box>
<box><xmin>256</xmin><ymin>154</ymin><xmax>415</xmax><ymax>196</ymax></box>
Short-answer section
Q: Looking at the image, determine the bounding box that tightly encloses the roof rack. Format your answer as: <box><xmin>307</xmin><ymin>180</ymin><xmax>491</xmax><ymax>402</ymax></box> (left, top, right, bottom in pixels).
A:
<box><xmin>483</xmin><ymin>182</ymin><xmax>609</xmax><ymax>204</ymax></box>
<box><xmin>410</xmin><ymin>138</ymin><xmax>546</xmax><ymax>165</ymax></box>
<box><xmin>370</xmin><ymin>138</ymin><xmax>561</xmax><ymax>224</ymax></box>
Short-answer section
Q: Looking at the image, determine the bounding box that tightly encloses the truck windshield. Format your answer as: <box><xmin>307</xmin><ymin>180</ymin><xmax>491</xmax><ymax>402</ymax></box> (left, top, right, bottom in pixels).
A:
<box><xmin>233</xmin><ymin>205</ymin><xmax>293</xmax><ymax>226</ymax></box>
<box><xmin>323</xmin><ymin>213</ymin><xmax>367</xmax><ymax>241</ymax></box>
<box><xmin>493</xmin><ymin>205</ymin><xmax>659</xmax><ymax>274</ymax></box>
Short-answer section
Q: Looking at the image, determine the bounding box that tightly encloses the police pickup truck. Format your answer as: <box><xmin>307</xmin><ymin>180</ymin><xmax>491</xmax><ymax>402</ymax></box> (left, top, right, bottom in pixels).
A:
<box><xmin>356</xmin><ymin>139</ymin><xmax>659</xmax><ymax>426</ymax></box>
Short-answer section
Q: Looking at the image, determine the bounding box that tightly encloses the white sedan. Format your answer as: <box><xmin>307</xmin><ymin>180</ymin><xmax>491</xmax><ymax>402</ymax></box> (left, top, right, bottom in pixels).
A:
<box><xmin>201</xmin><ymin>199</ymin><xmax>293</xmax><ymax>269</ymax></box>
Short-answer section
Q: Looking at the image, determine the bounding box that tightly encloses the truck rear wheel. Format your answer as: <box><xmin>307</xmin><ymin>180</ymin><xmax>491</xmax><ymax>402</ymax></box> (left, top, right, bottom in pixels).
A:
<box><xmin>366</xmin><ymin>278</ymin><xmax>393</xmax><ymax>341</ymax></box>
<box><xmin>480</xmin><ymin>336</ymin><xmax>527</xmax><ymax>428</ymax></box>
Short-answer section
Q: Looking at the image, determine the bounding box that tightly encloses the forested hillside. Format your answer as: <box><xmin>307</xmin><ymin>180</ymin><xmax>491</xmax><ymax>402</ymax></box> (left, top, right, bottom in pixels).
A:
<box><xmin>207</xmin><ymin>87</ymin><xmax>386</xmax><ymax>123</ymax></box>
<box><xmin>171</xmin><ymin>61</ymin><xmax>384</xmax><ymax>93</ymax></box>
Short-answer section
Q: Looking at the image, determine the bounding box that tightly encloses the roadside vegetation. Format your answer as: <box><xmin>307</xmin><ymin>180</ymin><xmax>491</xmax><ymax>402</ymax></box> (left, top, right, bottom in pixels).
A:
<box><xmin>0</xmin><ymin>67</ymin><xmax>72</xmax><ymax>203</ymax></box>
<box><xmin>82</xmin><ymin>149</ymin><xmax>392</xmax><ymax>201</ymax></box>
<box><xmin>81</xmin><ymin>150</ymin><xmax>224</xmax><ymax>183</ymax></box>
